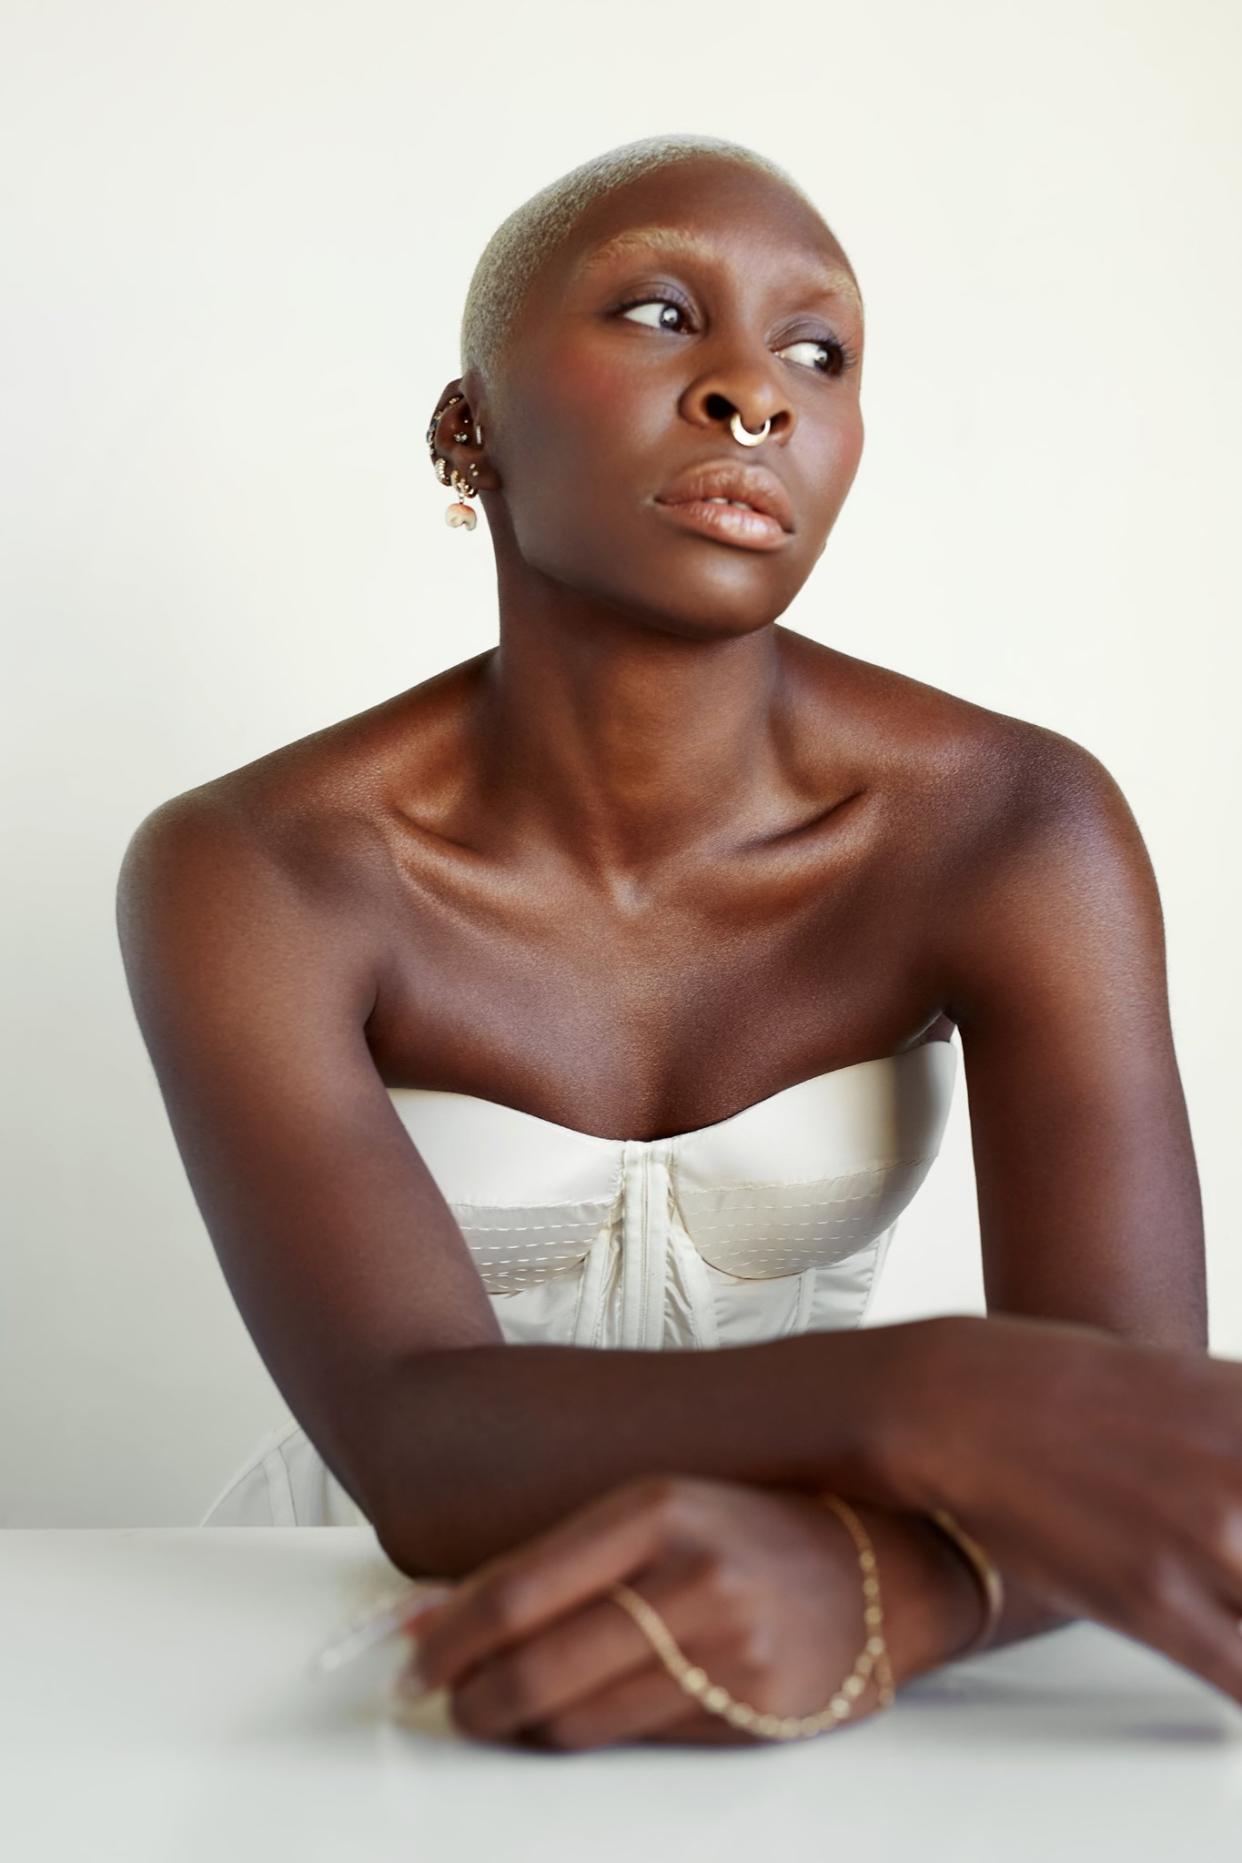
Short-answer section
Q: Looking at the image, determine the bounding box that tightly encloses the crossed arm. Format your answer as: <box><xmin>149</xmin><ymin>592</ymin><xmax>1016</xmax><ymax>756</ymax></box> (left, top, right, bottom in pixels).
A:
<box><xmin>116</xmin><ymin>724</ymin><xmax>1206</xmax><ymax>1686</ymax></box>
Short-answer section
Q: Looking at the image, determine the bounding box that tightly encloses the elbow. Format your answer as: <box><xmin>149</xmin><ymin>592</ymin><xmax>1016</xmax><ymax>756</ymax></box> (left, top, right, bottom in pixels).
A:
<box><xmin>372</xmin><ymin>1502</ymin><xmax>480</xmax><ymax>1583</ymax></box>
<box><xmin>373</xmin><ymin>1512</ymin><xmax>443</xmax><ymax>1582</ymax></box>
<box><xmin>360</xmin><ymin>1343</ymin><xmax>509</xmax><ymax>1579</ymax></box>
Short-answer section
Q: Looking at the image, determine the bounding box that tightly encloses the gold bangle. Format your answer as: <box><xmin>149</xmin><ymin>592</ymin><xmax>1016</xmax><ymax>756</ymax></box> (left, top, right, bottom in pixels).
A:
<box><xmin>927</xmin><ymin>1506</ymin><xmax>1005</xmax><ymax>1655</ymax></box>
<box><xmin>606</xmin><ymin>1493</ymin><xmax>894</xmax><ymax>1743</ymax></box>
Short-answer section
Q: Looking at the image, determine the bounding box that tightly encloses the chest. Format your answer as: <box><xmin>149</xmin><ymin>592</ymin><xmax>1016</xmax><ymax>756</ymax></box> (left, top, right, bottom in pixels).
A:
<box><xmin>364</xmin><ymin>806</ymin><xmax>947</xmax><ymax>1140</ymax></box>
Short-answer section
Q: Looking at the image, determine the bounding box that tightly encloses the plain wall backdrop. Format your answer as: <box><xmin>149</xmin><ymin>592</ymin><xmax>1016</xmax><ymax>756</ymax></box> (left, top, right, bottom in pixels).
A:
<box><xmin>2</xmin><ymin>0</ymin><xmax>1239</xmax><ymax>1525</ymax></box>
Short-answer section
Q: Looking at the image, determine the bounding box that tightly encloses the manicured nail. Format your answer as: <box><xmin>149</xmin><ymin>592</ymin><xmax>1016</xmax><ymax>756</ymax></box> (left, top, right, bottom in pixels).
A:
<box><xmin>308</xmin><ymin>1582</ymin><xmax>454</xmax><ymax>1677</ymax></box>
<box><xmin>400</xmin><ymin>1588</ymin><xmax>453</xmax><ymax>1637</ymax></box>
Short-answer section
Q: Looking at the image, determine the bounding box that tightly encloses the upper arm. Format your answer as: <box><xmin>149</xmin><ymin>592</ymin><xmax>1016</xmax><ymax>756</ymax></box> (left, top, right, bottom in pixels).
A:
<box><xmin>115</xmin><ymin>793</ymin><xmax>503</xmax><ymax>1521</ymax></box>
<box><xmin>939</xmin><ymin>727</ymin><xmax>1207</xmax><ymax>1348</ymax></box>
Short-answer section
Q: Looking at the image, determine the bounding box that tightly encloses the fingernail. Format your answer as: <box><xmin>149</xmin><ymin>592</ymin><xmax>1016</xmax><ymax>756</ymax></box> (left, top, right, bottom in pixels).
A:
<box><xmin>400</xmin><ymin>1584</ymin><xmax>454</xmax><ymax>1633</ymax></box>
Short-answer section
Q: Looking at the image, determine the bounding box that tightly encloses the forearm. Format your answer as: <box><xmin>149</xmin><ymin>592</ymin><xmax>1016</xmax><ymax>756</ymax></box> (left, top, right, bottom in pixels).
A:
<box><xmin>368</xmin><ymin>1320</ymin><xmax>945</xmax><ymax>1578</ymax></box>
<box><xmin>871</xmin><ymin>1509</ymin><xmax>1076</xmax><ymax>1689</ymax></box>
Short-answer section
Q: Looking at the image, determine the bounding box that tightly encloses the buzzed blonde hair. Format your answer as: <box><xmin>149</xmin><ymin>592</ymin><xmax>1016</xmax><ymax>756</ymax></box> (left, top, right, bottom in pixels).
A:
<box><xmin>458</xmin><ymin>133</ymin><xmax>842</xmax><ymax>400</ymax></box>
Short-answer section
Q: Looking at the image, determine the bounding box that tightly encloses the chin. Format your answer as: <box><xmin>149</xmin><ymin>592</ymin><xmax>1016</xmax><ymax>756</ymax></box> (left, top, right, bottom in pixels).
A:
<box><xmin>624</xmin><ymin>585</ymin><xmax>787</xmax><ymax>641</ymax></box>
<box><xmin>638</xmin><ymin>556</ymin><xmax>801</xmax><ymax>634</ymax></box>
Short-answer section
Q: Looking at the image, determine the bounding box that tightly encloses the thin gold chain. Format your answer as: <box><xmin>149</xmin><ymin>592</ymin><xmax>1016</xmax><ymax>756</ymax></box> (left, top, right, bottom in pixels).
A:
<box><xmin>607</xmin><ymin>1493</ymin><xmax>894</xmax><ymax>1742</ymax></box>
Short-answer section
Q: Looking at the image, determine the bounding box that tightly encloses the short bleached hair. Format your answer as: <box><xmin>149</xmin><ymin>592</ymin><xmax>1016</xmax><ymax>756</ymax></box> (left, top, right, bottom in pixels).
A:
<box><xmin>458</xmin><ymin>133</ymin><xmax>844</xmax><ymax>401</ymax></box>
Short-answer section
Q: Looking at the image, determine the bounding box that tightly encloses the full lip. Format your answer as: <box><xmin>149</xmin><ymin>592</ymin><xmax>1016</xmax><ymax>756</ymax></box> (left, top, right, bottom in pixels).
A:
<box><xmin>652</xmin><ymin>458</ymin><xmax>795</xmax><ymax>534</ymax></box>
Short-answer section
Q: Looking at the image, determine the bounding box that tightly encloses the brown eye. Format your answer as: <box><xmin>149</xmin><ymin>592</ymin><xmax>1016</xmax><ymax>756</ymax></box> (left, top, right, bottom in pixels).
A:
<box><xmin>615</xmin><ymin>294</ymin><xmax>859</xmax><ymax>376</ymax></box>
<box><xmin>616</xmin><ymin>295</ymin><xmax>692</xmax><ymax>332</ymax></box>
<box><xmin>779</xmin><ymin>335</ymin><xmax>856</xmax><ymax>377</ymax></box>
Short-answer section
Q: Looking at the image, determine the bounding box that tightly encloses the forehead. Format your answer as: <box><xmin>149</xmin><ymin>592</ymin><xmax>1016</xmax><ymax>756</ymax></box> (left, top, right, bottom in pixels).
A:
<box><xmin>554</xmin><ymin>156</ymin><xmax>862</xmax><ymax>311</ymax></box>
<box><xmin>569</xmin><ymin>223</ymin><xmax>863</xmax><ymax>314</ymax></box>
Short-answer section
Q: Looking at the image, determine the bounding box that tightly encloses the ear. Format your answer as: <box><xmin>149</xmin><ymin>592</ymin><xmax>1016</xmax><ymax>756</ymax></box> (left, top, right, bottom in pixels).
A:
<box><xmin>428</xmin><ymin>376</ymin><xmax>499</xmax><ymax>493</ymax></box>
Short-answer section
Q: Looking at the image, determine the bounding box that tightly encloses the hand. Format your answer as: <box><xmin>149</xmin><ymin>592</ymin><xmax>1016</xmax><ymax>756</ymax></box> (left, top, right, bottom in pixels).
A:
<box><xmin>398</xmin><ymin>1474</ymin><xmax>941</xmax><ymax>1751</ymax></box>
<box><xmin>906</xmin><ymin>1314</ymin><xmax>1242</xmax><ymax>1705</ymax></box>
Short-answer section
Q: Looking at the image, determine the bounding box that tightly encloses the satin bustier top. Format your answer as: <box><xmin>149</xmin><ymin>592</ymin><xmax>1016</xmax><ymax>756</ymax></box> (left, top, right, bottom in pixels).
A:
<box><xmin>200</xmin><ymin>1039</ymin><xmax>959</xmax><ymax>1529</ymax></box>
<box><xmin>387</xmin><ymin>1039</ymin><xmax>958</xmax><ymax>1353</ymax></box>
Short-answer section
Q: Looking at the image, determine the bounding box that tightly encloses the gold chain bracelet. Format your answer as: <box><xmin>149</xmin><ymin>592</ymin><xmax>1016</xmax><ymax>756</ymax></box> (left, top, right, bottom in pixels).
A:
<box><xmin>606</xmin><ymin>1493</ymin><xmax>894</xmax><ymax>1743</ymax></box>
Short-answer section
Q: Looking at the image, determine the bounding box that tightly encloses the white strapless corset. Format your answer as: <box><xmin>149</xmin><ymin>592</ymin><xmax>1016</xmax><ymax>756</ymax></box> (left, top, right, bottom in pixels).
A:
<box><xmin>201</xmin><ymin>1040</ymin><xmax>958</xmax><ymax>1528</ymax></box>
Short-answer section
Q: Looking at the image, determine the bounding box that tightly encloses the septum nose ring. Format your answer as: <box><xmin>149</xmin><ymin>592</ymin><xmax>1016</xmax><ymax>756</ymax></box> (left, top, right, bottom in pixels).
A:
<box><xmin>730</xmin><ymin>412</ymin><xmax>771</xmax><ymax>447</ymax></box>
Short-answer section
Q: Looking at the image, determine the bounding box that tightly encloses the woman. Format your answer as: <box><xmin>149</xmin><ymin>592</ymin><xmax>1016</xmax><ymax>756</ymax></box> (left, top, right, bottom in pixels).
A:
<box><xmin>117</xmin><ymin>133</ymin><xmax>1242</xmax><ymax>1750</ymax></box>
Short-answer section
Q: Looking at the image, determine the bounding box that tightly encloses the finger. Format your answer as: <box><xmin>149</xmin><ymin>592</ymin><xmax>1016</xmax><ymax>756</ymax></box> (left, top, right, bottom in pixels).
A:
<box><xmin>641</xmin><ymin>1714</ymin><xmax>774</xmax><ymax>1745</ymax></box>
<box><xmin>1162</xmin><ymin>1586</ymin><xmax>1242</xmax><ymax>1709</ymax></box>
<box><xmin>1103</xmin><ymin>1561</ymin><xmax>1242</xmax><ymax>1711</ymax></box>
<box><xmin>448</xmin><ymin>1562</ymin><xmax>709</xmax><ymax>1743</ymax></box>
<box><xmin>524</xmin><ymin>1651</ymin><xmax>744</xmax><ymax>1753</ymax></box>
<box><xmin>523</xmin><ymin>1617</ymin><xmax>873</xmax><ymax>1752</ymax></box>
<box><xmin>414</xmin><ymin>1479</ymin><xmax>689</xmax><ymax>1690</ymax></box>
<box><xmin>569</xmin><ymin>1653</ymin><xmax>887</xmax><ymax>1751</ymax></box>
<box><xmin>396</xmin><ymin>1586</ymin><xmax>456</xmax><ymax>1636</ymax></box>
<box><xmin>641</xmin><ymin>1688</ymin><xmax>882</xmax><ymax>1744</ymax></box>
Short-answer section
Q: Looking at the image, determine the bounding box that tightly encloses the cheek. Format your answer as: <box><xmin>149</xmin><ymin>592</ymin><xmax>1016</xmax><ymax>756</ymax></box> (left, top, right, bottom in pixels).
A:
<box><xmin>509</xmin><ymin>360</ymin><xmax>655</xmax><ymax>534</ymax></box>
<box><xmin>540</xmin><ymin>348</ymin><xmax>649</xmax><ymax>457</ymax></box>
<box><xmin>816</xmin><ymin>406</ymin><xmax>864</xmax><ymax>510</ymax></box>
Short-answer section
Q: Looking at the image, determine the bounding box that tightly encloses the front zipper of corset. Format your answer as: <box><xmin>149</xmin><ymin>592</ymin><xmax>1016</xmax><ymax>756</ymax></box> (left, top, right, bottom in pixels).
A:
<box><xmin>618</xmin><ymin>1139</ymin><xmax>673</xmax><ymax>1349</ymax></box>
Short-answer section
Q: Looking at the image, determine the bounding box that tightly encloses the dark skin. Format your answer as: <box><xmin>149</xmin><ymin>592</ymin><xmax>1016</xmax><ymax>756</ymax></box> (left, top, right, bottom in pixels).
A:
<box><xmin>117</xmin><ymin>155</ymin><xmax>1232</xmax><ymax>1752</ymax></box>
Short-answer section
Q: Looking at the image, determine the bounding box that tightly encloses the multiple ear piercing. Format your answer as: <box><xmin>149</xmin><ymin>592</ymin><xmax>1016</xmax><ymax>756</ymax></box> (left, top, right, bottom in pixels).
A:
<box><xmin>425</xmin><ymin>393</ymin><xmax>772</xmax><ymax>532</ymax></box>
<box><xmin>425</xmin><ymin>389</ymin><xmax>483</xmax><ymax>530</ymax></box>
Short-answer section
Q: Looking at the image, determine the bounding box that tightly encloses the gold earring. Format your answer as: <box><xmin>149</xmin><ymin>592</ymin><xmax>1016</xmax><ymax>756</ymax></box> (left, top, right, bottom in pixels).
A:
<box><xmin>445</xmin><ymin>467</ymin><xmax>478</xmax><ymax>530</ymax></box>
<box><xmin>426</xmin><ymin>390</ymin><xmax>482</xmax><ymax>531</ymax></box>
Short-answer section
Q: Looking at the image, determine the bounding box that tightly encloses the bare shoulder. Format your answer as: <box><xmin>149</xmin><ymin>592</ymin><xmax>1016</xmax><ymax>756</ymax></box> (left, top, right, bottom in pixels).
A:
<box><xmin>120</xmin><ymin>719</ymin><xmax>388</xmax><ymax>888</ymax></box>
<box><xmin>119</xmin><ymin>653</ymin><xmax>489</xmax><ymax>914</ymax></box>
<box><xmin>784</xmin><ymin>629</ymin><xmax>1136</xmax><ymax>852</ymax></box>
<box><xmin>881</xmin><ymin>686</ymin><xmax>1165</xmax><ymax>1032</ymax></box>
<box><xmin>931</xmin><ymin>697</ymin><xmax>1151</xmax><ymax>889</ymax></box>
<box><xmin>116</xmin><ymin>705</ymin><xmax>414</xmax><ymax>1028</ymax></box>
<box><xmin>782</xmin><ymin>630</ymin><xmax>1158</xmax><ymax>1029</ymax></box>
<box><xmin>119</xmin><ymin>761</ymin><xmax>375</xmax><ymax>927</ymax></box>
<box><xmin>866</xmin><ymin>655</ymin><xmax>1156</xmax><ymax>937</ymax></box>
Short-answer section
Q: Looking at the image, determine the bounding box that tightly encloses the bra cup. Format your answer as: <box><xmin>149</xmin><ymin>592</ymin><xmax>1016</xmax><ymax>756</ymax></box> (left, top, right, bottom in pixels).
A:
<box><xmin>673</xmin><ymin>1155</ymin><xmax>939</xmax><ymax>1279</ymax></box>
<box><xmin>388</xmin><ymin>1042</ymin><xmax>959</xmax><ymax>1296</ymax></box>
<box><xmin>388</xmin><ymin>1092</ymin><xmax>622</xmax><ymax>1206</ymax></box>
<box><xmin>671</xmin><ymin>1040</ymin><xmax>956</xmax><ymax>1187</ymax></box>
<box><xmin>669</xmin><ymin>1042</ymin><xmax>956</xmax><ymax>1279</ymax></box>
<box><xmin>449</xmin><ymin>1199</ymin><xmax>616</xmax><ymax>1295</ymax></box>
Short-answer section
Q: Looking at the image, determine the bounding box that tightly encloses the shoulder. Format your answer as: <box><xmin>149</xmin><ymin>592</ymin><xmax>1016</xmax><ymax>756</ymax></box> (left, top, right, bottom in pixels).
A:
<box><xmin>115</xmin><ymin>760</ymin><xmax>395</xmax><ymax>1055</ymax></box>
<box><xmin>125</xmin><ymin>650</ymin><xmax>493</xmax><ymax>897</ymax></box>
<box><xmin>944</xmin><ymin>707</ymin><xmax>1154</xmax><ymax>904</ymax></box>
<box><xmin>115</xmin><ymin>733</ymin><xmax>406</xmax><ymax>1028</ymax></box>
<box><xmin>780</xmin><ymin>625</ymin><xmax>1027</xmax><ymax>787</ymax></box>
<box><xmin>799</xmin><ymin>632</ymin><xmax>1141</xmax><ymax>860</ymax></box>
<box><xmin>926</xmin><ymin>710</ymin><xmax>1163</xmax><ymax>1032</ymax></box>
<box><xmin>785</xmin><ymin>631</ymin><xmax>1159</xmax><ymax>1008</ymax></box>
<box><xmin>117</xmin><ymin>674</ymin><xmax>459</xmax><ymax>917</ymax></box>
<box><xmin>116</xmin><ymin>784</ymin><xmax>375</xmax><ymax>972</ymax></box>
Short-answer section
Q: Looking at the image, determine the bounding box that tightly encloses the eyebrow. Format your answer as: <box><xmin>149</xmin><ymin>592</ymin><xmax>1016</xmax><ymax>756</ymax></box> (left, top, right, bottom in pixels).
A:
<box><xmin>572</xmin><ymin>226</ymin><xmax>864</xmax><ymax>313</ymax></box>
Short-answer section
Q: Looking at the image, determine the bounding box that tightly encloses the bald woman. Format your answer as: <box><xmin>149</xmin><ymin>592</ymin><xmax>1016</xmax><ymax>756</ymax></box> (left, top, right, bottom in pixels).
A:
<box><xmin>118</xmin><ymin>133</ymin><xmax>1242</xmax><ymax>1751</ymax></box>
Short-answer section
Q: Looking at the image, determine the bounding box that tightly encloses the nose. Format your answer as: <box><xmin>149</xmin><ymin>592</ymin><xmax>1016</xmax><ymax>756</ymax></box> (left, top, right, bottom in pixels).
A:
<box><xmin>681</xmin><ymin>367</ymin><xmax>795</xmax><ymax>447</ymax></box>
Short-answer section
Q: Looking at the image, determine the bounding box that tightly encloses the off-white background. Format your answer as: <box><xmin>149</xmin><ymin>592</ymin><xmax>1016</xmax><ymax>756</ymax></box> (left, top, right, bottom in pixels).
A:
<box><xmin>2</xmin><ymin>0</ymin><xmax>1238</xmax><ymax>1525</ymax></box>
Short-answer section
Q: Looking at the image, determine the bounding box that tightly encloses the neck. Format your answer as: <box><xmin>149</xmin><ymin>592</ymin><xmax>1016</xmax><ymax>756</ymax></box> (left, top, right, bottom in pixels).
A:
<box><xmin>470</xmin><ymin>573</ymin><xmax>795</xmax><ymax>889</ymax></box>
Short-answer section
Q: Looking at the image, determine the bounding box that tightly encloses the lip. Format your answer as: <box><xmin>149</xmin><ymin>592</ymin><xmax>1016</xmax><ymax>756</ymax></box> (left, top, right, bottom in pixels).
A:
<box><xmin>651</xmin><ymin>498</ymin><xmax>789</xmax><ymax>551</ymax></box>
<box><xmin>653</xmin><ymin>458</ymin><xmax>795</xmax><ymax>536</ymax></box>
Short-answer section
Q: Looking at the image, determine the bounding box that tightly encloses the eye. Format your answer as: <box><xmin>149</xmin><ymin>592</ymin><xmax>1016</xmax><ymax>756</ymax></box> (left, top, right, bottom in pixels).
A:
<box><xmin>615</xmin><ymin>295</ymin><xmax>858</xmax><ymax>377</ymax></box>
<box><xmin>616</xmin><ymin>292</ymin><xmax>693</xmax><ymax>332</ymax></box>
<box><xmin>778</xmin><ymin>335</ymin><xmax>858</xmax><ymax>379</ymax></box>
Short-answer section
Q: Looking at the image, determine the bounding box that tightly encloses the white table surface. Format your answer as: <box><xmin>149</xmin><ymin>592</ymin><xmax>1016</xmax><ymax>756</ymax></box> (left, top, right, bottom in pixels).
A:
<box><xmin>4</xmin><ymin>1528</ymin><xmax>1241</xmax><ymax>1863</ymax></box>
